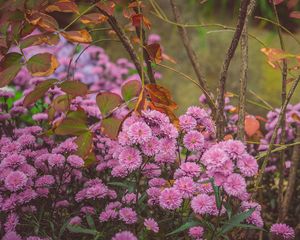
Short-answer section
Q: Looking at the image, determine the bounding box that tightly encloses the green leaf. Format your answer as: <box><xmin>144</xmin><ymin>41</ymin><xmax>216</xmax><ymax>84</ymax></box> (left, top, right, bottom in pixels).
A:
<box><xmin>218</xmin><ymin>208</ymin><xmax>256</xmax><ymax>235</ymax></box>
<box><xmin>0</xmin><ymin>53</ymin><xmax>23</xmax><ymax>87</ymax></box>
<box><xmin>23</xmin><ymin>79</ymin><xmax>57</xmax><ymax>106</ymax></box>
<box><xmin>54</xmin><ymin>118</ymin><xmax>89</xmax><ymax>136</ymax></box>
<box><xmin>75</xmin><ymin>131</ymin><xmax>93</xmax><ymax>159</ymax></box>
<box><xmin>60</xmin><ymin>80</ymin><xmax>88</xmax><ymax>97</ymax></box>
<box><xmin>0</xmin><ymin>52</ymin><xmax>23</xmax><ymax>68</ymax></box>
<box><xmin>53</xmin><ymin>94</ymin><xmax>70</xmax><ymax>112</ymax></box>
<box><xmin>101</xmin><ymin>116</ymin><xmax>122</xmax><ymax>139</ymax></box>
<box><xmin>27</xmin><ymin>53</ymin><xmax>59</xmax><ymax>77</ymax></box>
<box><xmin>67</xmin><ymin>109</ymin><xmax>87</xmax><ymax>123</ymax></box>
<box><xmin>121</xmin><ymin>80</ymin><xmax>141</xmax><ymax>109</ymax></box>
<box><xmin>67</xmin><ymin>225</ymin><xmax>97</xmax><ymax>235</ymax></box>
<box><xmin>211</xmin><ymin>179</ymin><xmax>222</xmax><ymax>210</ymax></box>
<box><xmin>86</xmin><ymin>215</ymin><xmax>96</xmax><ymax>230</ymax></box>
<box><xmin>96</xmin><ymin>92</ymin><xmax>122</xmax><ymax>116</ymax></box>
<box><xmin>166</xmin><ymin>221</ymin><xmax>200</xmax><ymax>236</ymax></box>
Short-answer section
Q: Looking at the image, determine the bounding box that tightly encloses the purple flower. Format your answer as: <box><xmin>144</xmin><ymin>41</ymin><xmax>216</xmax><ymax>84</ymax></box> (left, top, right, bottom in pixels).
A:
<box><xmin>35</xmin><ymin>175</ymin><xmax>55</xmax><ymax>187</ymax></box>
<box><xmin>159</xmin><ymin>188</ymin><xmax>183</xmax><ymax>210</ymax></box>
<box><xmin>237</xmin><ymin>154</ymin><xmax>258</xmax><ymax>177</ymax></box>
<box><xmin>223</xmin><ymin>173</ymin><xmax>246</xmax><ymax>197</ymax></box>
<box><xmin>179</xmin><ymin>114</ymin><xmax>197</xmax><ymax>131</ymax></box>
<box><xmin>127</xmin><ymin>121</ymin><xmax>152</xmax><ymax>144</ymax></box>
<box><xmin>5</xmin><ymin>171</ymin><xmax>28</xmax><ymax>192</ymax></box>
<box><xmin>69</xmin><ymin>216</ymin><xmax>82</xmax><ymax>225</ymax></box>
<box><xmin>144</xmin><ymin>218</ymin><xmax>159</xmax><ymax>233</ymax></box>
<box><xmin>191</xmin><ymin>194</ymin><xmax>214</xmax><ymax>215</ymax></box>
<box><xmin>174</xmin><ymin>176</ymin><xmax>196</xmax><ymax>198</ymax></box>
<box><xmin>2</xmin><ymin>231</ymin><xmax>22</xmax><ymax>240</ymax></box>
<box><xmin>32</xmin><ymin>113</ymin><xmax>48</xmax><ymax>121</ymax></box>
<box><xmin>4</xmin><ymin>213</ymin><xmax>19</xmax><ymax>233</ymax></box>
<box><xmin>99</xmin><ymin>209</ymin><xmax>118</xmax><ymax>222</ymax></box>
<box><xmin>270</xmin><ymin>223</ymin><xmax>295</xmax><ymax>240</ymax></box>
<box><xmin>189</xmin><ymin>226</ymin><xmax>204</xmax><ymax>239</ymax></box>
<box><xmin>47</xmin><ymin>154</ymin><xmax>65</xmax><ymax>168</ymax></box>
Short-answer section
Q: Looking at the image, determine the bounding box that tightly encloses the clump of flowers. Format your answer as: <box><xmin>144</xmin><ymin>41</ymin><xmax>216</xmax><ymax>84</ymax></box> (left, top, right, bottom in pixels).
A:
<box><xmin>270</xmin><ymin>223</ymin><xmax>295</xmax><ymax>240</ymax></box>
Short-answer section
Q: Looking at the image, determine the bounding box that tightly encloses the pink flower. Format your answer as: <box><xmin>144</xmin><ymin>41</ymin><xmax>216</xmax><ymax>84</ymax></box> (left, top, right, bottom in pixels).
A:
<box><xmin>67</xmin><ymin>155</ymin><xmax>84</xmax><ymax>168</ymax></box>
<box><xmin>179</xmin><ymin>114</ymin><xmax>197</xmax><ymax>131</ymax></box>
<box><xmin>223</xmin><ymin>173</ymin><xmax>246</xmax><ymax>197</ymax></box>
<box><xmin>47</xmin><ymin>154</ymin><xmax>65</xmax><ymax>168</ymax></box>
<box><xmin>189</xmin><ymin>226</ymin><xmax>204</xmax><ymax>239</ymax></box>
<box><xmin>4</xmin><ymin>213</ymin><xmax>19</xmax><ymax>233</ymax></box>
<box><xmin>179</xmin><ymin>162</ymin><xmax>201</xmax><ymax>178</ymax></box>
<box><xmin>201</xmin><ymin>147</ymin><xmax>229</xmax><ymax>169</ymax></box>
<box><xmin>32</xmin><ymin>113</ymin><xmax>48</xmax><ymax>121</ymax></box>
<box><xmin>127</xmin><ymin>121</ymin><xmax>152</xmax><ymax>144</ymax></box>
<box><xmin>174</xmin><ymin>177</ymin><xmax>196</xmax><ymax>198</ymax></box>
<box><xmin>2</xmin><ymin>231</ymin><xmax>22</xmax><ymax>240</ymax></box>
<box><xmin>141</xmin><ymin>136</ymin><xmax>159</xmax><ymax>156</ymax></box>
<box><xmin>270</xmin><ymin>223</ymin><xmax>295</xmax><ymax>240</ymax></box>
<box><xmin>118</xmin><ymin>147</ymin><xmax>142</xmax><ymax>171</ymax></box>
<box><xmin>112</xmin><ymin>231</ymin><xmax>137</xmax><ymax>240</ymax></box>
<box><xmin>119</xmin><ymin>207</ymin><xmax>137</xmax><ymax>224</ymax></box>
<box><xmin>159</xmin><ymin>188</ymin><xmax>183</xmax><ymax>210</ymax></box>
<box><xmin>183</xmin><ymin>130</ymin><xmax>205</xmax><ymax>152</ymax></box>
<box><xmin>237</xmin><ymin>154</ymin><xmax>258</xmax><ymax>177</ymax></box>
<box><xmin>69</xmin><ymin>216</ymin><xmax>82</xmax><ymax>225</ymax></box>
<box><xmin>5</xmin><ymin>171</ymin><xmax>28</xmax><ymax>192</ymax></box>
<box><xmin>35</xmin><ymin>175</ymin><xmax>55</xmax><ymax>187</ymax></box>
<box><xmin>99</xmin><ymin>209</ymin><xmax>118</xmax><ymax>222</ymax></box>
<box><xmin>144</xmin><ymin>218</ymin><xmax>159</xmax><ymax>233</ymax></box>
<box><xmin>191</xmin><ymin>194</ymin><xmax>214</xmax><ymax>215</ymax></box>
<box><xmin>221</xmin><ymin>140</ymin><xmax>246</xmax><ymax>159</ymax></box>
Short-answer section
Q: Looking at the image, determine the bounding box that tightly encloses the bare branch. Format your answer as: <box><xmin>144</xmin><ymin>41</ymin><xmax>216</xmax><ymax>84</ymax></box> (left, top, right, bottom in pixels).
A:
<box><xmin>216</xmin><ymin>0</ymin><xmax>251</xmax><ymax>140</ymax></box>
<box><xmin>169</xmin><ymin>0</ymin><xmax>217</xmax><ymax>117</ymax></box>
<box><xmin>237</xmin><ymin>0</ymin><xmax>256</xmax><ymax>140</ymax></box>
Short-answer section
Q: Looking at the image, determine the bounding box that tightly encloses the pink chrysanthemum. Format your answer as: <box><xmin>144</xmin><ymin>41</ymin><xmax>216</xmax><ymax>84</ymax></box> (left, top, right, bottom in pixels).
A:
<box><xmin>179</xmin><ymin>114</ymin><xmax>197</xmax><ymax>131</ymax></box>
<box><xmin>201</xmin><ymin>147</ymin><xmax>229</xmax><ymax>169</ymax></box>
<box><xmin>223</xmin><ymin>173</ymin><xmax>246</xmax><ymax>197</ymax></box>
<box><xmin>144</xmin><ymin>218</ymin><xmax>159</xmax><ymax>233</ymax></box>
<box><xmin>5</xmin><ymin>171</ymin><xmax>28</xmax><ymax>192</ymax></box>
<box><xmin>47</xmin><ymin>154</ymin><xmax>65</xmax><ymax>168</ymax></box>
<box><xmin>270</xmin><ymin>223</ymin><xmax>295</xmax><ymax>240</ymax></box>
<box><xmin>127</xmin><ymin>121</ymin><xmax>152</xmax><ymax>144</ymax></box>
<box><xmin>69</xmin><ymin>216</ymin><xmax>82</xmax><ymax>225</ymax></box>
<box><xmin>118</xmin><ymin>147</ymin><xmax>142</xmax><ymax>171</ymax></box>
<box><xmin>189</xmin><ymin>226</ymin><xmax>204</xmax><ymax>239</ymax></box>
<box><xmin>221</xmin><ymin>140</ymin><xmax>246</xmax><ymax>159</ymax></box>
<box><xmin>174</xmin><ymin>176</ymin><xmax>196</xmax><ymax>198</ymax></box>
<box><xmin>191</xmin><ymin>194</ymin><xmax>214</xmax><ymax>215</ymax></box>
<box><xmin>141</xmin><ymin>137</ymin><xmax>160</xmax><ymax>156</ymax></box>
<box><xmin>2</xmin><ymin>231</ymin><xmax>22</xmax><ymax>240</ymax></box>
<box><xmin>119</xmin><ymin>207</ymin><xmax>137</xmax><ymax>224</ymax></box>
<box><xmin>35</xmin><ymin>175</ymin><xmax>55</xmax><ymax>187</ymax></box>
<box><xmin>159</xmin><ymin>188</ymin><xmax>183</xmax><ymax>210</ymax></box>
<box><xmin>99</xmin><ymin>209</ymin><xmax>118</xmax><ymax>222</ymax></box>
<box><xmin>4</xmin><ymin>213</ymin><xmax>19</xmax><ymax>233</ymax></box>
<box><xmin>67</xmin><ymin>155</ymin><xmax>84</xmax><ymax>168</ymax></box>
<box><xmin>32</xmin><ymin>113</ymin><xmax>48</xmax><ymax>121</ymax></box>
<box><xmin>179</xmin><ymin>162</ymin><xmax>201</xmax><ymax>178</ymax></box>
<box><xmin>237</xmin><ymin>154</ymin><xmax>258</xmax><ymax>177</ymax></box>
<box><xmin>183</xmin><ymin>130</ymin><xmax>205</xmax><ymax>152</ymax></box>
<box><xmin>112</xmin><ymin>231</ymin><xmax>137</xmax><ymax>240</ymax></box>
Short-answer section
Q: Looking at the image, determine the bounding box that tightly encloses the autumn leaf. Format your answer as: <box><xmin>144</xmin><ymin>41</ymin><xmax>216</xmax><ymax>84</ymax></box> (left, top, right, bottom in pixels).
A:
<box><xmin>27</xmin><ymin>53</ymin><xmax>59</xmax><ymax>77</ymax></box>
<box><xmin>45</xmin><ymin>0</ymin><xmax>79</xmax><ymax>13</ymax></box>
<box><xmin>60</xmin><ymin>80</ymin><xmax>88</xmax><ymax>96</ymax></box>
<box><xmin>261</xmin><ymin>48</ymin><xmax>296</xmax><ymax>68</ymax></box>
<box><xmin>145</xmin><ymin>43</ymin><xmax>162</xmax><ymax>64</ymax></box>
<box><xmin>20</xmin><ymin>33</ymin><xmax>60</xmax><ymax>49</ymax></box>
<box><xmin>0</xmin><ymin>52</ymin><xmax>23</xmax><ymax>87</ymax></box>
<box><xmin>291</xmin><ymin>113</ymin><xmax>300</xmax><ymax>122</ymax></box>
<box><xmin>121</xmin><ymin>80</ymin><xmax>142</xmax><ymax>109</ymax></box>
<box><xmin>101</xmin><ymin>117</ymin><xmax>122</xmax><ymax>139</ymax></box>
<box><xmin>27</xmin><ymin>12</ymin><xmax>59</xmax><ymax>32</ymax></box>
<box><xmin>96</xmin><ymin>1</ymin><xmax>115</xmax><ymax>15</ymax></box>
<box><xmin>96</xmin><ymin>92</ymin><xmax>123</xmax><ymax>116</ymax></box>
<box><xmin>289</xmin><ymin>11</ymin><xmax>300</xmax><ymax>19</ymax></box>
<box><xmin>54</xmin><ymin>117</ymin><xmax>89</xmax><ymax>136</ymax></box>
<box><xmin>80</xmin><ymin>13</ymin><xmax>108</xmax><ymax>25</ymax></box>
<box><xmin>23</xmin><ymin>78</ymin><xmax>57</xmax><ymax>106</ymax></box>
<box><xmin>245</xmin><ymin>115</ymin><xmax>260</xmax><ymax>137</ymax></box>
<box><xmin>61</xmin><ymin>30</ymin><xmax>92</xmax><ymax>43</ymax></box>
<box><xmin>75</xmin><ymin>131</ymin><xmax>93</xmax><ymax>159</ymax></box>
<box><xmin>131</xmin><ymin>14</ymin><xmax>151</xmax><ymax>29</ymax></box>
<box><xmin>52</xmin><ymin>94</ymin><xmax>70</xmax><ymax>113</ymax></box>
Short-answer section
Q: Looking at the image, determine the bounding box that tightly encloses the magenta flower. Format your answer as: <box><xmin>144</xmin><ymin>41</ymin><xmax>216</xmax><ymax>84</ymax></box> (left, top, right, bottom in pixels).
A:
<box><xmin>69</xmin><ymin>216</ymin><xmax>82</xmax><ymax>225</ymax></box>
<box><xmin>99</xmin><ymin>209</ymin><xmax>118</xmax><ymax>222</ymax></box>
<box><xmin>183</xmin><ymin>130</ymin><xmax>205</xmax><ymax>152</ymax></box>
<box><xmin>2</xmin><ymin>231</ymin><xmax>22</xmax><ymax>240</ymax></box>
<box><xmin>144</xmin><ymin>218</ymin><xmax>159</xmax><ymax>233</ymax></box>
<box><xmin>179</xmin><ymin>114</ymin><xmax>197</xmax><ymax>131</ymax></box>
<box><xmin>112</xmin><ymin>231</ymin><xmax>137</xmax><ymax>240</ymax></box>
<box><xmin>35</xmin><ymin>175</ymin><xmax>55</xmax><ymax>187</ymax></box>
<box><xmin>270</xmin><ymin>223</ymin><xmax>295</xmax><ymax>240</ymax></box>
<box><xmin>118</xmin><ymin>147</ymin><xmax>142</xmax><ymax>171</ymax></box>
<box><xmin>119</xmin><ymin>207</ymin><xmax>137</xmax><ymax>224</ymax></box>
<box><xmin>47</xmin><ymin>154</ymin><xmax>65</xmax><ymax>168</ymax></box>
<box><xmin>67</xmin><ymin>155</ymin><xmax>84</xmax><ymax>168</ymax></box>
<box><xmin>191</xmin><ymin>194</ymin><xmax>214</xmax><ymax>215</ymax></box>
<box><xmin>237</xmin><ymin>154</ymin><xmax>258</xmax><ymax>177</ymax></box>
<box><xmin>223</xmin><ymin>173</ymin><xmax>246</xmax><ymax>197</ymax></box>
<box><xmin>159</xmin><ymin>188</ymin><xmax>183</xmax><ymax>210</ymax></box>
<box><xmin>5</xmin><ymin>171</ymin><xmax>28</xmax><ymax>192</ymax></box>
<box><xmin>174</xmin><ymin>176</ymin><xmax>196</xmax><ymax>198</ymax></box>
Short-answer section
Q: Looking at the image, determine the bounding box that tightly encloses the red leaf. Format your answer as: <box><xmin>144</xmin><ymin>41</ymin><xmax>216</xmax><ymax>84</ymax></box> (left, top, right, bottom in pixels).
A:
<box><xmin>131</xmin><ymin>14</ymin><xmax>151</xmax><ymax>29</ymax></box>
<box><xmin>245</xmin><ymin>115</ymin><xmax>260</xmax><ymax>137</ymax></box>
<box><xmin>145</xmin><ymin>43</ymin><xmax>162</xmax><ymax>64</ymax></box>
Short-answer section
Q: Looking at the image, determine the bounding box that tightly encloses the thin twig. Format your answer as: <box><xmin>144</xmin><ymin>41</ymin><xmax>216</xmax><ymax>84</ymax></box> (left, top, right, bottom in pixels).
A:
<box><xmin>237</xmin><ymin>0</ymin><xmax>256</xmax><ymax>140</ymax></box>
<box><xmin>169</xmin><ymin>0</ymin><xmax>216</xmax><ymax>117</ymax></box>
<box><xmin>270</xmin><ymin>0</ymin><xmax>289</xmax><ymax>222</ymax></box>
<box><xmin>216</xmin><ymin>0</ymin><xmax>251</xmax><ymax>140</ymax></box>
<box><xmin>254</xmin><ymin>75</ymin><xmax>300</xmax><ymax>189</ymax></box>
<box><xmin>249</xmin><ymin>89</ymin><xmax>274</xmax><ymax>110</ymax></box>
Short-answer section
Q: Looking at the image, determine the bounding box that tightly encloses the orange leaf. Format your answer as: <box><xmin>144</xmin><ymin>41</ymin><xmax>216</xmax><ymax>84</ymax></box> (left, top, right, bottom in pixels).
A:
<box><xmin>96</xmin><ymin>1</ymin><xmax>115</xmax><ymax>15</ymax></box>
<box><xmin>61</xmin><ymin>30</ymin><xmax>92</xmax><ymax>43</ymax></box>
<box><xmin>260</xmin><ymin>48</ymin><xmax>295</xmax><ymax>69</ymax></box>
<box><xmin>27</xmin><ymin>53</ymin><xmax>59</xmax><ymax>77</ymax></box>
<box><xmin>45</xmin><ymin>0</ymin><xmax>79</xmax><ymax>13</ymax></box>
<box><xmin>80</xmin><ymin>13</ymin><xmax>108</xmax><ymax>25</ymax></box>
<box><xmin>131</xmin><ymin>14</ymin><xmax>151</xmax><ymax>29</ymax></box>
<box><xmin>145</xmin><ymin>43</ymin><xmax>162</xmax><ymax>64</ymax></box>
<box><xmin>27</xmin><ymin>12</ymin><xmax>59</xmax><ymax>32</ymax></box>
<box><xmin>245</xmin><ymin>115</ymin><xmax>260</xmax><ymax>137</ymax></box>
<box><xmin>291</xmin><ymin>113</ymin><xmax>300</xmax><ymax>122</ymax></box>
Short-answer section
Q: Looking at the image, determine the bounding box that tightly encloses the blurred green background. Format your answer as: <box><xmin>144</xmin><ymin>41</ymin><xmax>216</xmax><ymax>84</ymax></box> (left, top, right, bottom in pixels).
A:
<box><xmin>105</xmin><ymin>0</ymin><xmax>300</xmax><ymax>115</ymax></box>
